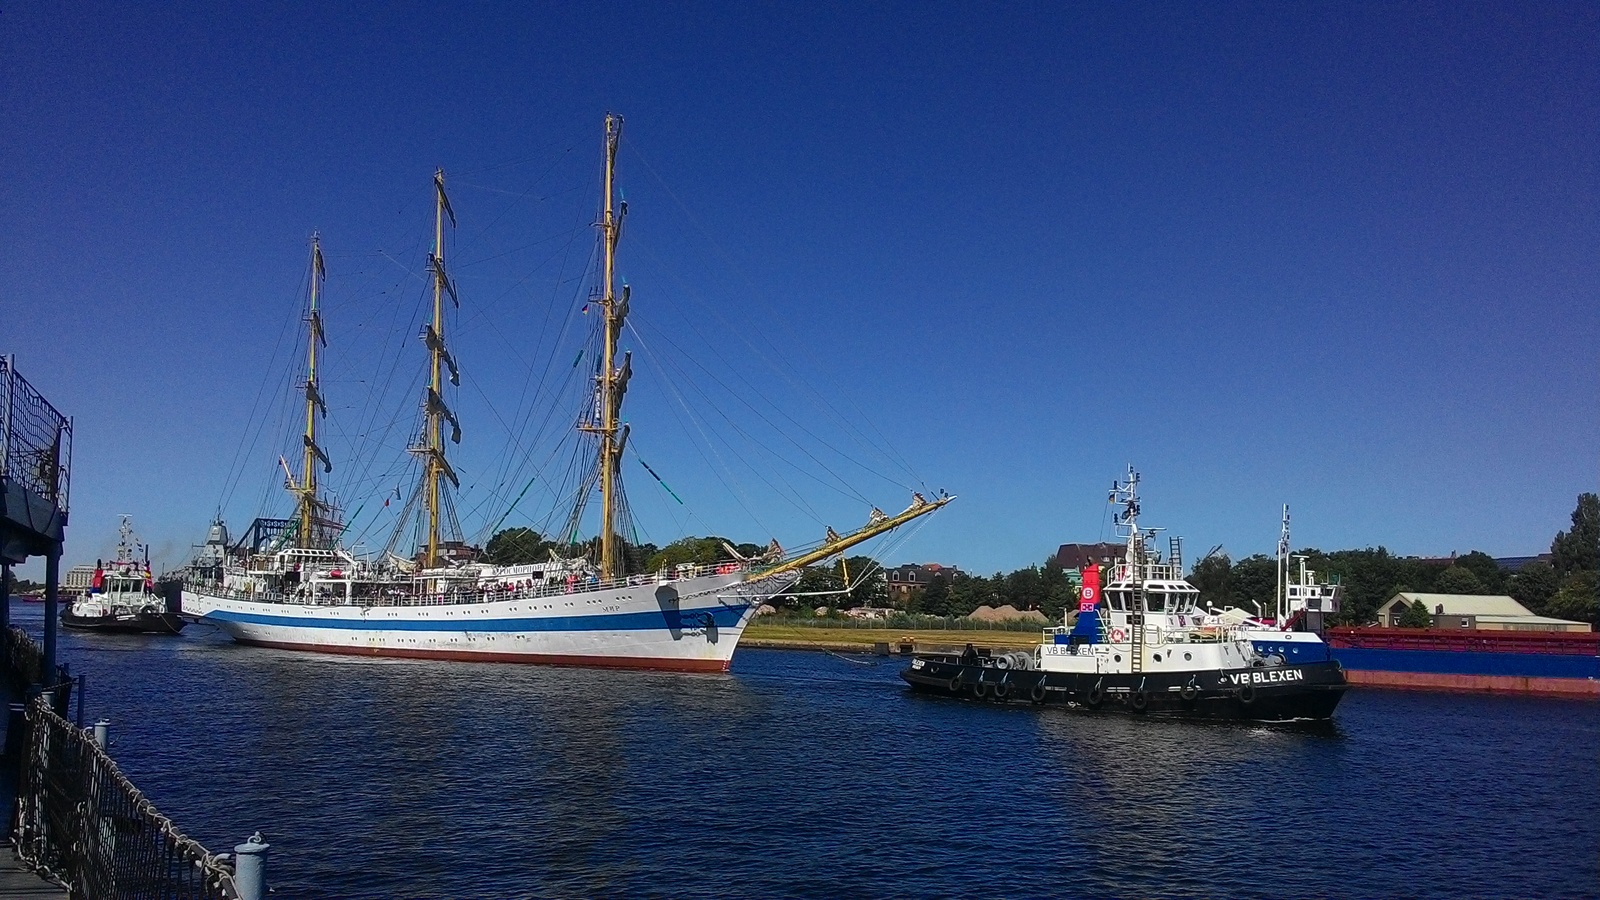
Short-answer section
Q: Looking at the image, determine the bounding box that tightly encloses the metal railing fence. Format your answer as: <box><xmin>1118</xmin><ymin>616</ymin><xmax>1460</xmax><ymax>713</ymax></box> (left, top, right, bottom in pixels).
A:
<box><xmin>0</xmin><ymin>354</ymin><xmax>73</xmax><ymax>513</ymax></box>
<box><xmin>12</xmin><ymin>698</ymin><xmax>237</xmax><ymax>899</ymax></box>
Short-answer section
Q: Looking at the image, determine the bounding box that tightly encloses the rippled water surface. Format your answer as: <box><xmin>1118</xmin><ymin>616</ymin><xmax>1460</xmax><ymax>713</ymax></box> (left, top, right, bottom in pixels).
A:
<box><xmin>20</xmin><ymin>606</ymin><xmax>1599</xmax><ymax>898</ymax></box>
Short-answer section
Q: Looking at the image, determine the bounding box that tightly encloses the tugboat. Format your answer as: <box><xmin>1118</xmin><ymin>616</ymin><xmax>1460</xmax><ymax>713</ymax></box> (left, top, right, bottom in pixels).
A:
<box><xmin>900</xmin><ymin>468</ymin><xmax>1348</xmax><ymax>721</ymax></box>
<box><xmin>62</xmin><ymin>517</ymin><xmax>185</xmax><ymax>635</ymax></box>
<box><xmin>1234</xmin><ymin>505</ymin><xmax>1341</xmax><ymax>663</ymax></box>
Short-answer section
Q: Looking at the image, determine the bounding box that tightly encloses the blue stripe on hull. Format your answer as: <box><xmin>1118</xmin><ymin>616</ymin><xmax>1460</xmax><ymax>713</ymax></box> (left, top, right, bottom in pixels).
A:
<box><xmin>203</xmin><ymin>602</ymin><xmax>753</xmax><ymax>633</ymax></box>
<box><xmin>1331</xmin><ymin>647</ymin><xmax>1600</xmax><ymax>680</ymax></box>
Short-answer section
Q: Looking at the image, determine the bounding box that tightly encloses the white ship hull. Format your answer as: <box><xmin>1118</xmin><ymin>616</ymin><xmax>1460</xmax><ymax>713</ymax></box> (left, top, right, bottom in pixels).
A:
<box><xmin>181</xmin><ymin>570</ymin><xmax>797</xmax><ymax>672</ymax></box>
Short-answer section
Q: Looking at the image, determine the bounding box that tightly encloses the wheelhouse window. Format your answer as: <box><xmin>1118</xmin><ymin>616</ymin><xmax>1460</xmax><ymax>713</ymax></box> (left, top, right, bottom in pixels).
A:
<box><xmin>1146</xmin><ymin>591</ymin><xmax>1166</xmax><ymax>613</ymax></box>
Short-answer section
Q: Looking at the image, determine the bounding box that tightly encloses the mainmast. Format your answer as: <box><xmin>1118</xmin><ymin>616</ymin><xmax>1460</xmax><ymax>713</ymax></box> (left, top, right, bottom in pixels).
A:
<box><xmin>295</xmin><ymin>234</ymin><xmax>330</xmax><ymax>547</ymax></box>
<box><xmin>412</xmin><ymin>170</ymin><xmax>462</xmax><ymax>568</ymax></box>
<box><xmin>578</xmin><ymin>114</ymin><xmax>631</xmax><ymax>580</ymax></box>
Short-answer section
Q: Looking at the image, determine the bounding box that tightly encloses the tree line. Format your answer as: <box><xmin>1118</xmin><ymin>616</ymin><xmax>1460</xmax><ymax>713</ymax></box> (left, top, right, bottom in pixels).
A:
<box><xmin>477</xmin><ymin>492</ymin><xmax>1598</xmax><ymax>627</ymax></box>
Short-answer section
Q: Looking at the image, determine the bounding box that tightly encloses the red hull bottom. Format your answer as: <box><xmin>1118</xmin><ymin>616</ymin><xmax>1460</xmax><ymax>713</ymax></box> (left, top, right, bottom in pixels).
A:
<box><xmin>1346</xmin><ymin>670</ymin><xmax>1599</xmax><ymax>698</ymax></box>
<box><xmin>233</xmin><ymin>638</ymin><xmax>733</xmax><ymax>673</ymax></box>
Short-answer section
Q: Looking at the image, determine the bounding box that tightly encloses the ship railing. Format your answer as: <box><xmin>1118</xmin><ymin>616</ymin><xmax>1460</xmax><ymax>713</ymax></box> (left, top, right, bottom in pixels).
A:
<box><xmin>12</xmin><ymin>696</ymin><xmax>236</xmax><ymax>899</ymax></box>
<box><xmin>185</xmin><ymin>561</ymin><xmax>757</xmax><ymax>609</ymax></box>
<box><xmin>1107</xmin><ymin>562</ymin><xmax>1185</xmax><ymax>583</ymax></box>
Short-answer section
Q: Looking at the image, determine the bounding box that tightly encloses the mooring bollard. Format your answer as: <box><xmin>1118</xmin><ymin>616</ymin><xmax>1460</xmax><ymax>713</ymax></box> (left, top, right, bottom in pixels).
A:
<box><xmin>92</xmin><ymin>719</ymin><xmax>110</xmax><ymax>750</ymax></box>
<box><xmin>234</xmin><ymin>832</ymin><xmax>270</xmax><ymax>900</ymax></box>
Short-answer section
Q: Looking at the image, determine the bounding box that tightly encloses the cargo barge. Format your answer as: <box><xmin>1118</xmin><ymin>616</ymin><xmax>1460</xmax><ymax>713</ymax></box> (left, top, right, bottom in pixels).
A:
<box><xmin>1325</xmin><ymin>627</ymin><xmax>1599</xmax><ymax>698</ymax></box>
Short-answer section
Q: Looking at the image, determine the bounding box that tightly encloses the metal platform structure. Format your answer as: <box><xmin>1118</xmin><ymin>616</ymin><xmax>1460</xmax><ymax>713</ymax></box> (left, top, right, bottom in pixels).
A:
<box><xmin>0</xmin><ymin>355</ymin><xmax>72</xmax><ymax>684</ymax></box>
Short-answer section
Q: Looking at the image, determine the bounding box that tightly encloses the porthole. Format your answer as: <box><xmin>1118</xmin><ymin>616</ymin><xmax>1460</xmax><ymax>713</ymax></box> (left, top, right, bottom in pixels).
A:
<box><xmin>1114</xmin><ymin>654</ymin><xmax>1122</xmax><ymax>662</ymax></box>
<box><xmin>1153</xmin><ymin>653</ymin><xmax>1162</xmax><ymax>662</ymax></box>
<box><xmin>1184</xmin><ymin>652</ymin><xmax>1192</xmax><ymax>661</ymax></box>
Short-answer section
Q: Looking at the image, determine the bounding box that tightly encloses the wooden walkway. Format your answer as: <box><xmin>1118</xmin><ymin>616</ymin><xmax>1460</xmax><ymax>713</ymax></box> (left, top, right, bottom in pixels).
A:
<box><xmin>0</xmin><ymin>850</ymin><xmax>65</xmax><ymax>898</ymax></box>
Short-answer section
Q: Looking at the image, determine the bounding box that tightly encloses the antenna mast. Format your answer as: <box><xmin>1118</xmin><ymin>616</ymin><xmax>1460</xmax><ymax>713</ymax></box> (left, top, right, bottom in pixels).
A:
<box><xmin>1276</xmin><ymin>504</ymin><xmax>1290</xmax><ymax>623</ymax></box>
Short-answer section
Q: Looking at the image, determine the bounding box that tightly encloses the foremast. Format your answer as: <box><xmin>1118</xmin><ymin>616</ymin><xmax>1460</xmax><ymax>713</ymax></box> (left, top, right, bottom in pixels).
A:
<box><xmin>288</xmin><ymin>234</ymin><xmax>331</xmax><ymax>548</ymax></box>
<box><xmin>577</xmin><ymin>114</ymin><xmax>631</xmax><ymax>580</ymax></box>
<box><xmin>410</xmin><ymin>169</ymin><xmax>462</xmax><ymax>568</ymax></box>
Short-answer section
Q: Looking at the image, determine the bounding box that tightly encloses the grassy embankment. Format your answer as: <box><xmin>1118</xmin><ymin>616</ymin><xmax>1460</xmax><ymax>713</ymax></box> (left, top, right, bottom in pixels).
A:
<box><xmin>742</xmin><ymin>621</ymin><xmax>1041</xmax><ymax>654</ymax></box>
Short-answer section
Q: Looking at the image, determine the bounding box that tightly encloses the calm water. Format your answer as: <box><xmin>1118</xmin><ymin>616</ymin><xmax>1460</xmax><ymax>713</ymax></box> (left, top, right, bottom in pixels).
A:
<box><xmin>16</xmin><ymin>604</ymin><xmax>1599</xmax><ymax>898</ymax></box>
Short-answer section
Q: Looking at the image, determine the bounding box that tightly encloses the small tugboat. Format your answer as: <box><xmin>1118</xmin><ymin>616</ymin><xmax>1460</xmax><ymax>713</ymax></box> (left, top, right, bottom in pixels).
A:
<box><xmin>1235</xmin><ymin>505</ymin><xmax>1341</xmax><ymax>663</ymax></box>
<box><xmin>900</xmin><ymin>468</ymin><xmax>1348</xmax><ymax>722</ymax></box>
<box><xmin>62</xmin><ymin>517</ymin><xmax>185</xmax><ymax>635</ymax></box>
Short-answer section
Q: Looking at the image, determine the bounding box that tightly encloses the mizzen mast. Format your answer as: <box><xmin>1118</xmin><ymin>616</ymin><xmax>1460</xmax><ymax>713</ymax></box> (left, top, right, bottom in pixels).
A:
<box><xmin>411</xmin><ymin>169</ymin><xmax>462</xmax><ymax>568</ymax></box>
<box><xmin>294</xmin><ymin>234</ymin><xmax>331</xmax><ymax>547</ymax></box>
<box><xmin>577</xmin><ymin>114</ymin><xmax>631</xmax><ymax>580</ymax></box>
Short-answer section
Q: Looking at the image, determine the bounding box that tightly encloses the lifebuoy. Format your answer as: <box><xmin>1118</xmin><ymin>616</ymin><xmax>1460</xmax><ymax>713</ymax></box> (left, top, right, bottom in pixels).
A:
<box><xmin>1110</xmin><ymin>628</ymin><xmax>1127</xmax><ymax>643</ymax></box>
<box><xmin>1030</xmin><ymin>683</ymin><xmax>1047</xmax><ymax>703</ymax></box>
<box><xmin>1085</xmin><ymin>685</ymin><xmax>1104</xmax><ymax>707</ymax></box>
<box><xmin>1130</xmin><ymin>690</ymin><xmax>1149</xmax><ymax>712</ymax></box>
<box><xmin>1239</xmin><ymin>683</ymin><xmax>1257</xmax><ymax>704</ymax></box>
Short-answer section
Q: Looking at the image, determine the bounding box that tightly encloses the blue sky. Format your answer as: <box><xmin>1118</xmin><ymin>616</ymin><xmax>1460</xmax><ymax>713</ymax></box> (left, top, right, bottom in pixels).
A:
<box><xmin>4</xmin><ymin>2</ymin><xmax>1596</xmax><ymax>577</ymax></box>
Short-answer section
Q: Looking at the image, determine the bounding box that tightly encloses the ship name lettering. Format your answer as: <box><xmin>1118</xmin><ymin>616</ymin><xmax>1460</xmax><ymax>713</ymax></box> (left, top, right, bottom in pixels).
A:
<box><xmin>1227</xmin><ymin>669</ymin><xmax>1305</xmax><ymax>686</ymax></box>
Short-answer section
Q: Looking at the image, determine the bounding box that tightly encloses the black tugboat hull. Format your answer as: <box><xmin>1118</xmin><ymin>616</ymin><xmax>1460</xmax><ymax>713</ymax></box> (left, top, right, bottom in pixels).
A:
<box><xmin>61</xmin><ymin>611</ymin><xmax>187</xmax><ymax>635</ymax></box>
<box><xmin>900</xmin><ymin>656</ymin><xmax>1348</xmax><ymax>722</ymax></box>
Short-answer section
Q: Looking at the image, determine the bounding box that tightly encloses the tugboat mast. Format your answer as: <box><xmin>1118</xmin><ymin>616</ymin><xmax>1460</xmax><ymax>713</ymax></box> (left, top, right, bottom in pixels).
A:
<box><xmin>1275</xmin><ymin>504</ymin><xmax>1290</xmax><ymax>623</ymax></box>
<box><xmin>413</xmin><ymin>170</ymin><xmax>462</xmax><ymax>568</ymax></box>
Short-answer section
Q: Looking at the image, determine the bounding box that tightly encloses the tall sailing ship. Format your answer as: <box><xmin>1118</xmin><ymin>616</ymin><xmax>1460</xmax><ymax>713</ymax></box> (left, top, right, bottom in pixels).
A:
<box><xmin>181</xmin><ymin>116</ymin><xmax>950</xmax><ymax>671</ymax></box>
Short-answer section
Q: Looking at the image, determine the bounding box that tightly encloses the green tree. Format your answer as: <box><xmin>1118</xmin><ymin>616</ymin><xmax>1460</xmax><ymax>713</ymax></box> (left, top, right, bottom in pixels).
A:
<box><xmin>1004</xmin><ymin>567</ymin><xmax>1046</xmax><ymax>613</ymax></box>
<box><xmin>1322</xmin><ymin>547</ymin><xmax>1405</xmax><ymax>625</ymax></box>
<box><xmin>1189</xmin><ymin>553</ymin><xmax>1233</xmax><ymax>609</ymax></box>
<box><xmin>1038</xmin><ymin>557</ymin><xmax>1076</xmax><ymax>621</ymax></box>
<box><xmin>1546</xmin><ymin>570</ymin><xmax>1599</xmax><ymax>626</ymax></box>
<box><xmin>1230</xmin><ymin>555</ymin><xmax>1277</xmax><ymax>616</ymax></box>
<box><xmin>833</xmin><ymin>556</ymin><xmax>886</xmax><ymax>608</ymax></box>
<box><xmin>646</xmin><ymin>536</ymin><xmax>735</xmax><ymax>572</ymax></box>
<box><xmin>484</xmin><ymin>527</ymin><xmax>552</xmax><ymax>565</ymax></box>
<box><xmin>919</xmin><ymin>574</ymin><xmax>953</xmax><ymax>617</ymax></box>
<box><xmin>1398</xmin><ymin>599</ymin><xmax>1434</xmax><ymax>628</ymax></box>
<box><xmin>1508</xmin><ymin>561</ymin><xmax>1560</xmax><ymax>615</ymax></box>
<box><xmin>1552</xmin><ymin>493</ymin><xmax>1600</xmax><ymax>577</ymax></box>
<box><xmin>1453</xmin><ymin>551</ymin><xmax>1505</xmax><ymax>593</ymax></box>
<box><xmin>1434</xmin><ymin>565</ymin><xmax>1486</xmax><ymax>595</ymax></box>
<box><xmin>946</xmin><ymin>573</ymin><xmax>992</xmax><ymax>617</ymax></box>
<box><xmin>788</xmin><ymin>565</ymin><xmax>839</xmax><ymax>611</ymax></box>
